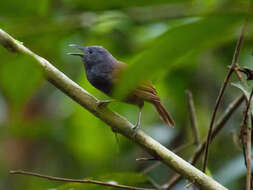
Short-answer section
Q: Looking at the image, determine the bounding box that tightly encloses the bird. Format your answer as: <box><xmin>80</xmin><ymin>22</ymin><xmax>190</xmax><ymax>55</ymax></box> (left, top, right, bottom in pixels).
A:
<box><xmin>68</xmin><ymin>44</ymin><xmax>175</xmax><ymax>130</ymax></box>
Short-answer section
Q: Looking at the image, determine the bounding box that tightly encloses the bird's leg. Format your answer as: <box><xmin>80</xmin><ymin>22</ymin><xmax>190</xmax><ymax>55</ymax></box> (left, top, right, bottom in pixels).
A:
<box><xmin>97</xmin><ymin>99</ymin><xmax>116</xmax><ymax>108</ymax></box>
<box><xmin>133</xmin><ymin>106</ymin><xmax>142</xmax><ymax>131</ymax></box>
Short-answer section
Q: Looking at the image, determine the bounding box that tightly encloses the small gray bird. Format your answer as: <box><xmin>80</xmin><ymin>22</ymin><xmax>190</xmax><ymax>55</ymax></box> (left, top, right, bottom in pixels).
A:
<box><xmin>69</xmin><ymin>44</ymin><xmax>175</xmax><ymax>130</ymax></box>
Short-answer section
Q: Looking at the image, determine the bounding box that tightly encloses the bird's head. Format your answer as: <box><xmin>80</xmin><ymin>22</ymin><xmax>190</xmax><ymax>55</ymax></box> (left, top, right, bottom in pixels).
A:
<box><xmin>68</xmin><ymin>44</ymin><xmax>115</xmax><ymax>68</ymax></box>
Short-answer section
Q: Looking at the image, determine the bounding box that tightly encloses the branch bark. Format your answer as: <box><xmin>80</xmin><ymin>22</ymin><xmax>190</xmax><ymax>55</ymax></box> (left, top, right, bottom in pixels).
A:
<box><xmin>0</xmin><ymin>28</ymin><xmax>227</xmax><ymax>190</ymax></box>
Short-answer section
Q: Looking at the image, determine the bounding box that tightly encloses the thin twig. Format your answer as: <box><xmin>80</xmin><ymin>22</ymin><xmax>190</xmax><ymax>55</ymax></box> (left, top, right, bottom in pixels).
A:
<box><xmin>246</xmin><ymin>112</ymin><xmax>252</xmax><ymax>190</ymax></box>
<box><xmin>231</xmin><ymin>129</ymin><xmax>242</xmax><ymax>151</ymax></box>
<box><xmin>141</xmin><ymin>142</ymin><xmax>194</xmax><ymax>174</ymax></box>
<box><xmin>136</xmin><ymin>157</ymin><xmax>158</xmax><ymax>162</ymax></box>
<box><xmin>202</xmin><ymin>21</ymin><xmax>247</xmax><ymax>173</ymax></box>
<box><xmin>240</xmin><ymin>90</ymin><xmax>253</xmax><ymax>190</ymax></box>
<box><xmin>195</xmin><ymin>95</ymin><xmax>245</xmax><ymax>164</ymax></box>
<box><xmin>186</xmin><ymin>90</ymin><xmax>200</xmax><ymax>146</ymax></box>
<box><xmin>166</xmin><ymin>173</ymin><xmax>181</xmax><ymax>189</ymax></box>
<box><xmin>148</xmin><ymin>178</ymin><xmax>164</xmax><ymax>190</ymax></box>
<box><xmin>147</xmin><ymin>95</ymin><xmax>243</xmax><ymax>189</ymax></box>
<box><xmin>185</xmin><ymin>182</ymin><xmax>194</xmax><ymax>189</ymax></box>
<box><xmin>166</xmin><ymin>95</ymin><xmax>244</xmax><ymax>189</ymax></box>
<box><xmin>173</xmin><ymin>142</ymin><xmax>194</xmax><ymax>153</ymax></box>
<box><xmin>141</xmin><ymin>162</ymin><xmax>161</xmax><ymax>175</ymax></box>
<box><xmin>10</xmin><ymin>170</ymin><xmax>155</xmax><ymax>190</ymax></box>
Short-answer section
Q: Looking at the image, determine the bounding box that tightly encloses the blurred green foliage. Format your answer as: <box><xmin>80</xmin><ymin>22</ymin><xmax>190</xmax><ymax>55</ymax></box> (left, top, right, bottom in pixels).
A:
<box><xmin>0</xmin><ymin>0</ymin><xmax>252</xmax><ymax>190</ymax></box>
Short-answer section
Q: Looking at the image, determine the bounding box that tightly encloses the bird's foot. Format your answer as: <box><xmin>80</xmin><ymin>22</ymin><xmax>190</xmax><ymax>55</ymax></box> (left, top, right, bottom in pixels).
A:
<box><xmin>132</xmin><ymin>124</ymin><xmax>140</xmax><ymax>138</ymax></box>
<box><xmin>97</xmin><ymin>100</ymin><xmax>113</xmax><ymax>108</ymax></box>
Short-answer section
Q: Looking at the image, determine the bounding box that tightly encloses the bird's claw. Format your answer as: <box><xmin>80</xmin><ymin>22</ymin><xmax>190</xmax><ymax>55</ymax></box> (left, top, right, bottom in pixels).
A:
<box><xmin>97</xmin><ymin>100</ymin><xmax>111</xmax><ymax>108</ymax></box>
<box><xmin>132</xmin><ymin>124</ymin><xmax>140</xmax><ymax>137</ymax></box>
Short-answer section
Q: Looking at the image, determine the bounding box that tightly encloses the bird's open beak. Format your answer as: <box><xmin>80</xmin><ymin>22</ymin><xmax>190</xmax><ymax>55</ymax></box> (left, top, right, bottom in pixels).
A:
<box><xmin>68</xmin><ymin>44</ymin><xmax>86</xmax><ymax>57</ymax></box>
<box><xmin>67</xmin><ymin>52</ymin><xmax>84</xmax><ymax>57</ymax></box>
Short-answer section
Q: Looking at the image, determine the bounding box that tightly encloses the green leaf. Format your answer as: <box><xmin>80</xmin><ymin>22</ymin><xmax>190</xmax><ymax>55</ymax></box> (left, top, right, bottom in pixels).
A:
<box><xmin>231</xmin><ymin>81</ymin><xmax>253</xmax><ymax>101</ymax></box>
<box><xmin>113</xmin><ymin>15</ymin><xmax>245</xmax><ymax>98</ymax></box>
<box><xmin>56</xmin><ymin>172</ymin><xmax>151</xmax><ymax>190</ymax></box>
<box><xmin>231</xmin><ymin>80</ymin><xmax>253</xmax><ymax>114</ymax></box>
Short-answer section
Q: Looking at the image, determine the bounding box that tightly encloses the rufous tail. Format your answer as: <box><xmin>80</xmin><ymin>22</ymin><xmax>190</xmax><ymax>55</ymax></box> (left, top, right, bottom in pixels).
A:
<box><xmin>153</xmin><ymin>101</ymin><xmax>175</xmax><ymax>127</ymax></box>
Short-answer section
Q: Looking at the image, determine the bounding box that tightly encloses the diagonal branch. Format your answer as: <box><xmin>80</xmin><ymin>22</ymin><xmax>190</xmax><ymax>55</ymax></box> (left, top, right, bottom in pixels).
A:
<box><xmin>0</xmin><ymin>28</ymin><xmax>227</xmax><ymax>190</ymax></box>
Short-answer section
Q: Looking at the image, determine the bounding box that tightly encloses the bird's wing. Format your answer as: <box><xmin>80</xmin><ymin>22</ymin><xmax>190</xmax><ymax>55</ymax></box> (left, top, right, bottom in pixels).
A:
<box><xmin>133</xmin><ymin>83</ymin><xmax>160</xmax><ymax>102</ymax></box>
<box><xmin>113</xmin><ymin>61</ymin><xmax>160</xmax><ymax>102</ymax></box>
<box><xmin>114</xmin><ymin>62</ymin><xmax>174</xmax><ymax>126</ymax></box>
<box><xmin>112</xmin><ymin>61</ymin><xmax>127</xmax><ymax>84</ymax></box>
<box><xmin>137</xmin><ymin>82</ymin><xmax>157</xmax><ymax>94</ymax></box>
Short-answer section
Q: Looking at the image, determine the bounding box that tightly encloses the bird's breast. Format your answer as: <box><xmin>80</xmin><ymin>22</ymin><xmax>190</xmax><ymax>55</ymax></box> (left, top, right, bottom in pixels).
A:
<box><xmin>86</xmin><ymin>67</ymin><xmax>114</xmax><ymax>95</ymax></box>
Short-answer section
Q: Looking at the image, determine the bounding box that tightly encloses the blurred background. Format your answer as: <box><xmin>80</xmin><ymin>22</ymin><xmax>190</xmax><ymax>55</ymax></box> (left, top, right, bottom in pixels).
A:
<box><xmin>0</xmin><ymin>0</ymin><xmax>253</xmax><ymax>189</ymax></box>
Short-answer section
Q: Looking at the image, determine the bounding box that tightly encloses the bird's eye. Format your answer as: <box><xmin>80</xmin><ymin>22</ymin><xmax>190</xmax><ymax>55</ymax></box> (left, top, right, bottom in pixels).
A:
<box><xmin>88</xmin><ymin>49</ymin><xmax>93</xmax><ymax>54</ymax></box>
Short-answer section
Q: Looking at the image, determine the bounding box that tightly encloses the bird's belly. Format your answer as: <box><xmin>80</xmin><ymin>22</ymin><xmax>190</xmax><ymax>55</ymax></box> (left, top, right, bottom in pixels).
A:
<box><xmin>87</xmin><ymin>74</ymin><xmax>113</xmax><ymax>95</ymax></box>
